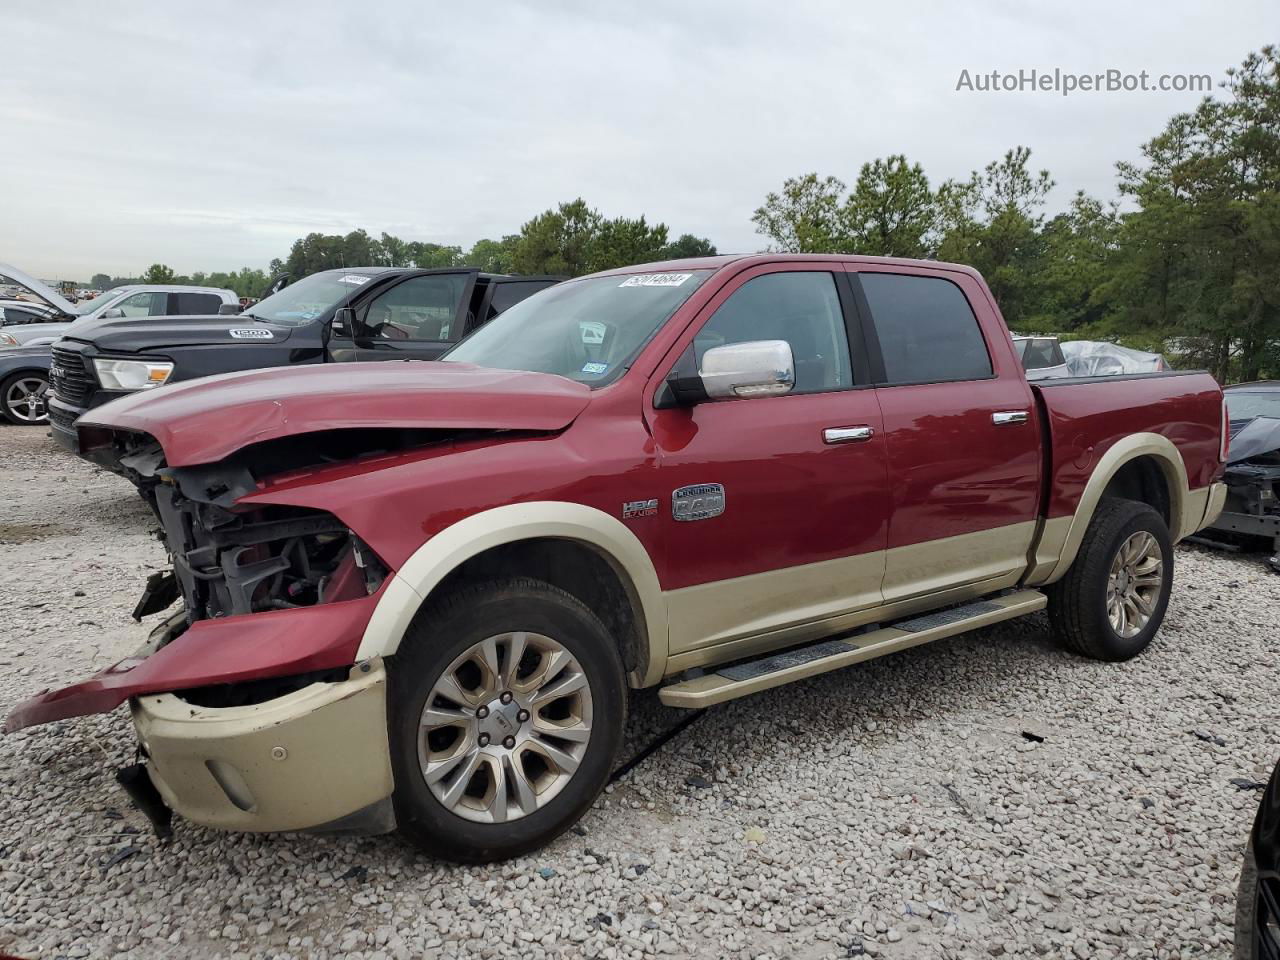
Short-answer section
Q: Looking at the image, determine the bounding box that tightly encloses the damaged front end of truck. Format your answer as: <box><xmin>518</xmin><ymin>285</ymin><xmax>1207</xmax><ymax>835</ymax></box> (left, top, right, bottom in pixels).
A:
<box><xmin>7</xmin><ymin>427</ymin><xmax>424</xmax><ymax>836</ymax></box>
<box><xmin>3</xmin><ymin>361</ymin><xmax>594</xmax><ymax>836</ymax></box>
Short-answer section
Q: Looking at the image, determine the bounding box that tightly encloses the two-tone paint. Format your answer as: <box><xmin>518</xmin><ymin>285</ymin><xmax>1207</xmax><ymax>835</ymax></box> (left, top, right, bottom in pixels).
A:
<box><xmin>4</xmin><ymin>254</ymin><xmax>1228</xmax><ymax>835</ymax></box>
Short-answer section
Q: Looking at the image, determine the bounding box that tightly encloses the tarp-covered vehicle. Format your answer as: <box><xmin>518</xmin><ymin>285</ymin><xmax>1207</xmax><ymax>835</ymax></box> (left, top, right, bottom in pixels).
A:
<box><xmin>1061</xmin><ymin>340</ymin><xmax>1168</xmax><ymax>378</ymax></box>
<box><xmin>1210</xmin><ymin>382</ymin><xmax>1280</xmax><ymax>571</ymax></box>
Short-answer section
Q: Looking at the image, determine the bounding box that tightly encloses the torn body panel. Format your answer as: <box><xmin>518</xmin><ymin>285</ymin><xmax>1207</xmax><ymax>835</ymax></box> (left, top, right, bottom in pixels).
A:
<box><xmin>3</xmin><ymin>592</ymin><xmax>383</xmax><ymax>733</ymax></box>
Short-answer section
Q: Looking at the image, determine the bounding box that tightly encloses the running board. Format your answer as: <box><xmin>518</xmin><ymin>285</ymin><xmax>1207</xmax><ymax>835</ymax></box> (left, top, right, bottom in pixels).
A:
<box><xmin>658</xmin><ymin>590</ymin><xmax>1046</xmax><ymax>709</ymax></box>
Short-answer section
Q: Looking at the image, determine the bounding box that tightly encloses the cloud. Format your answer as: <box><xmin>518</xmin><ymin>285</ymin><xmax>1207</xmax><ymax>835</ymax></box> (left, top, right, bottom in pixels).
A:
<box><xmin>0</xmin><ymin>0</ymin><xmax>1271</xmax><ymax>278</ymax></box>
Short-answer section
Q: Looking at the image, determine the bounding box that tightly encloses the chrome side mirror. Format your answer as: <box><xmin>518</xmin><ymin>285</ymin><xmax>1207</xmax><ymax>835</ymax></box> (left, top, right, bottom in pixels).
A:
<box><xmin>699</xmin><ymin>340</ymin><xmax>795</xmax><ymax>399</ymax></box>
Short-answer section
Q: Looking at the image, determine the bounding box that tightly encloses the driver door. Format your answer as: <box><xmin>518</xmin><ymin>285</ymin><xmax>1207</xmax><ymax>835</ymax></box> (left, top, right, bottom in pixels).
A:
<box><xmin>327</xmin><ymin>270</ymin><xmax>477</xmax><ymax>363</ymax></box>
<box><xmin>649</xmin><ymin>263</ymin><xmax>890</xmax><ymax>659</ymax></box>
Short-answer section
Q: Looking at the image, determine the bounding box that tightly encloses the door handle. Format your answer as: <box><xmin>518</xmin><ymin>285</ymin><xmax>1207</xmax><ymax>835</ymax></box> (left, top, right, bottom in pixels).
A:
<box><xmin>823</xmin><ymin>425</ymin><xmax>875</xmax><ymax>444</ymax></box>
<box><xmin>992</xmin><ymin>410</ymin><xmax>1029</xmax><ymax>425</ymax></box>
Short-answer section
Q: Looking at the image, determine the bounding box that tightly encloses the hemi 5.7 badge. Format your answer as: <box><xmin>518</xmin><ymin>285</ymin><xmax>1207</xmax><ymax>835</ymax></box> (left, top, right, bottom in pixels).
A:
<box><xmin>672</xmin><ymin>483</ymin><xmax>725</xmax><ymax>522</ymax></box>
<box><xmin>622</xmin><ymin>498</ymin><xmax>659</xmax><ymax>519</ymax></box>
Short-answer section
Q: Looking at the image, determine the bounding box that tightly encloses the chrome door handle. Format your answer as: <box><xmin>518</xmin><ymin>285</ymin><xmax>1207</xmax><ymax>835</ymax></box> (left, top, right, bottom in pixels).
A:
<box><xmin>823</xmin><ymin>425</ymin><xmax>874</xmax><ymax>444</ymax></box>
<box><xmin>992</xmin><ymin>411</ymin><xmax>1029</xmax><ymax>426</ymax></box>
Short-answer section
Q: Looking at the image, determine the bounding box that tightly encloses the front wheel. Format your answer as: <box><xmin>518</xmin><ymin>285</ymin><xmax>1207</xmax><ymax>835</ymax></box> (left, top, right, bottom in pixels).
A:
<box><xmin>0</xmin><ymin>371</ymin><xmax>49</xmax><ymax>425</ymax></box>
<box><xmin>389</xmin><ymin>577</ymin><xmax>626</xmax><ymax>862</ymax></box>
<box><xmin>1046</xmin><ymin>497</ymin><xmax>1174</xmax><ymax>661</ymax></box>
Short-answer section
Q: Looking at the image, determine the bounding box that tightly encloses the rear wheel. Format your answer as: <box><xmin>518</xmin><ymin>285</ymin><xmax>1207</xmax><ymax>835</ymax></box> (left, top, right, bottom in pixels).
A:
<box><xmin>1046</xmin><ymin>498</ymin><xmax>1173</xmax><ymax>661</ymax></box>
<box><xmin>389</xmin><ymin>577</ymin><xmax>625</xmax><ymax>862</ymax></box>
<box><xmin>0</xmin><ymin>371</ymin><xmax>49</xmax><ymax>425</ymax></box>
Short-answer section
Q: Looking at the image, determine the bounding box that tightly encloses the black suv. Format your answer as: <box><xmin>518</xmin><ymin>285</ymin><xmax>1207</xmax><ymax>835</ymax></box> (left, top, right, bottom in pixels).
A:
<box><xmin>48</xmin><ymin>267</ymin><xmax>560</xmax><ymax>453</ymax></box>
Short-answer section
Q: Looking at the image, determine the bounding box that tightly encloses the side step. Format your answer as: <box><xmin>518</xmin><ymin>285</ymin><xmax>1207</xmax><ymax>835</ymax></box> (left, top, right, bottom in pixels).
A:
<box><xmin>658</xmin><ymin>589</ymin><xmax>1046</xmax><ymax>708</ymax></box>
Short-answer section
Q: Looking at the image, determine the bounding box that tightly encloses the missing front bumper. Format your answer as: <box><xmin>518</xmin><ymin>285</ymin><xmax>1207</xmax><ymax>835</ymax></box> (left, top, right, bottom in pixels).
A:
<box><xmin>131</xmin><ymin>658</ymin><xmax>394</xmax><ymax>834</ymax></box>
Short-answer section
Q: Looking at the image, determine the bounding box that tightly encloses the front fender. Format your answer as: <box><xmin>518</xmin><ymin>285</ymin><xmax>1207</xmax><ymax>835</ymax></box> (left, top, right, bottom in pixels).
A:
<box><xmin>355</xmin><ymin>501</ymin><xmax>669</xmax><ymax>687</ymax></box>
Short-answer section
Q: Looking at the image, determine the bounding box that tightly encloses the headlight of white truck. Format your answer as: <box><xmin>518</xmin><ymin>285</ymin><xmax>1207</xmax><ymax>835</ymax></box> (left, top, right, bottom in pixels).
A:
<box><xmin>92</xmin><ymin>358</ymin><xmax>174</xmax><ymax>391</ymax></box>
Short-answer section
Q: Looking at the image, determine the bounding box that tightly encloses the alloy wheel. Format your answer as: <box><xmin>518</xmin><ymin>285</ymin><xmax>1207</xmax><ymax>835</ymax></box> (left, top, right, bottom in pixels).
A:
<box><xmin>417</xmin><ymin>631</ymin><xmax>593</xmax><ymax>824</ymax></box>
<box><xmin>4</xmin><ymin>376</ymin><xmax>48</xmax><ymax>423</ymax></box>
<box><xmin>1106</xmin><ymin>530</ymin><xmax>1163</xmax><ymax>639</ymax></box>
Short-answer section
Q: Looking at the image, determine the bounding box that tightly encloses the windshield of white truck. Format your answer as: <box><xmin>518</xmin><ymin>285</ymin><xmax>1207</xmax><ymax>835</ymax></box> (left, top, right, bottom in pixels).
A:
<box><xmin>443</xmin><ymin>270</ymin><xmax>713</xmax><ymax>387</ymax></box>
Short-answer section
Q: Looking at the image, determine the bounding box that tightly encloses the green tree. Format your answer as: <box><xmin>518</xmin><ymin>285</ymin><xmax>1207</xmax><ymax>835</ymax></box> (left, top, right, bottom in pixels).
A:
<box><xmin>511</xmin><ymin>199</ymin><xmax>672</xmax><ymax>276</ymax></box>
<box><xmin>1107</xmin><ymin>46</ymin><xmax>1280</xmax><ymax>382</ymax></box>
<box><xmin>659</xmin><ymin>234</ymin><xmax>718</xmax><ymax>260</ymax></box>
<box><xmin>142</xmin><ymin>263</ymin><xmax>175</xmax><ymax>284</ymax></box>
<box><xmin>1029</xmin><ymin>192</ymin><xmax>1121</xmax><ymax>334</ymax></box>
<box><xmin>936</xmin><ymin>147</ymin><xmax>1055</xmax><ymax>329</ymax></box>
<box><xmin>467</xmin><ymin>236</ymin><xmax>521</xmax><ymax>273</ymax></box>
<box><xmin>513</xmin><ymin>199</ymin><xmax>603</xmax><ymax>276</ymax></box>
<box><xmin>406</xmin><ymin>242</ymin><xmax>464</xmax><ymax>269</ymax></box>
<box><xmin>843</xmin><ymin>155</ymin><xmax>935</xmax><ymax>258</ymax></box>
<box><xmin>583</xmin><ymin>214</ymin><xmax>668</xmax><ymax>273</ymax></box>
<box><xmin>90</xmin><ymin>273</ymin><xmax>111</xmax><ymax>290</ymax></box>
<box><xmin>751</xmin><ymin>173</ymin><xmax>849</xmax><ymax>252</ymax></box>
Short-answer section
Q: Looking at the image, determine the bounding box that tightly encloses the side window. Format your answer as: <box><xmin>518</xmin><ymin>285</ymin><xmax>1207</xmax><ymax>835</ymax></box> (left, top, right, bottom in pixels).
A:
<box><xmin>859</xmin><ymin>273</ymin><xmax>992</xmax><ymax>384</ymax></box>
<box><xmin>362</xmin><ymin>274</ymin><xmax>467</xmax><ymax>341</ymax></box>
<box><xmin>485</xmin><ymin>281</ymin><xmax>545</xmax><ymax>322</ymax></box>
<box><xmin>693</xmin><ymin>272</ymin><xmax>851</xmax><ymax>395</ymax></box>
<box><xmin>172</xmin><ymin>293</ymin><xmax>222</xmax><ymax>315</ymax></box>
<box><xmin>116</xmin><ymin>292</ymin><xmax>169</xmax><ymax>317</ymax></box>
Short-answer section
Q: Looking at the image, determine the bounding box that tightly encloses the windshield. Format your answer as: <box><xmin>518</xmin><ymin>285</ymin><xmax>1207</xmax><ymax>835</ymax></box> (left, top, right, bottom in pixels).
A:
<box><xmin>1226</xmin><ymin>391</ymin><xmax>1280</xmax><ymax>422</ymax></box>
<box><xmin>245</xmin><ymin>271</ymin><xmax>382</xmax><ymax>327</ymax></box>
<box><xmin>74</xmin><ymin>290</ymin><xmax>124</xmax><ymax>315</ymax></box>
<box><xmin>443</xmin><ymin>270</ymin><xmax>713</xmax><ymax>387</ymax></box>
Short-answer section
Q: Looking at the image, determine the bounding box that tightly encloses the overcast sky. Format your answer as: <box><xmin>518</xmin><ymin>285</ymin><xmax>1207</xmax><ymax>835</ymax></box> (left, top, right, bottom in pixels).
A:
<box><xmin>2</xmin><ymin>1</ymin><xmax>1275</xmax><ymax>280</ymax></box>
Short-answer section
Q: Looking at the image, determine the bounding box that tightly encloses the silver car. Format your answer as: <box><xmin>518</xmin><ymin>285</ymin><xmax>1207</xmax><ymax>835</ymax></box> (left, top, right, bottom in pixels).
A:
<box><xmin>0</xmin><ymin>264</ymin><xmax>238</xmax><ymax>347</ymax></box>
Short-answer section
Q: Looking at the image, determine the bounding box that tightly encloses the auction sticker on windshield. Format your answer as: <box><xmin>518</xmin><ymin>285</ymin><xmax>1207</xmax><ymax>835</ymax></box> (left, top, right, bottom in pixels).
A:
<box><xmin>619</xmin><ymin>273</ymin><xmax>692</xmax><ymax>287</ymax></box>
<box><xmin>338</xmin><ymin>275</ymin><xmax>371</xmax><ymax>285</ymax></box>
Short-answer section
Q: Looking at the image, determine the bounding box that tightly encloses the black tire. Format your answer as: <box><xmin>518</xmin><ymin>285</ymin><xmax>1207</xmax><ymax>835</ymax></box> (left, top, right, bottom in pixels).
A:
<box><xmin>1046</xmin><ymin>497</ymin><xmax>1174</xmax><ymax>661</ymax></box>
<box><xmin>389</xmin><ymin>577</ymin><xmax>626</xmax><ymax>863</ymax></box>
<box><xmin>0</xmin><ymin>370</ymin><xmax>49</xmax><ymax>425</ymax></box>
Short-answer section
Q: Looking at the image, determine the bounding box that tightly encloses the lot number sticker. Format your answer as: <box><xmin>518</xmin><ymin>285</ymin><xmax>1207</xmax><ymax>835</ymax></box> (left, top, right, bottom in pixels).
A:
<box><xmin>619</xmin><ymin>273</ymin><xmax>692</xmax><ymax>288</ymax></box>
<box><xmin>338</xmin><ymin>274</ymin><xmax>371</xmax><ymax>285</ymax></box>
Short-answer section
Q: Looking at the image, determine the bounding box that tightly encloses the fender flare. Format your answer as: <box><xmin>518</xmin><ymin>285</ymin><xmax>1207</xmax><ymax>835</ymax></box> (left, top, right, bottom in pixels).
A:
<box><xmin>355</xmin><ymin>501</ymin><xmax>669</xmax><ymax>687</ymax></box>
<box><xmin>1037</xmin><ymin>432</ymin><xmax>1190</xmax><ymax>585</ymax></box>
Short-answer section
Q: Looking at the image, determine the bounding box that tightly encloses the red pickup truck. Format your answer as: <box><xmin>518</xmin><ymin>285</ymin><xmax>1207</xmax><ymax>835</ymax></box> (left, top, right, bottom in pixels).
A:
<box><xmin>6</xmin><ymin>254</ymin><xmax>1228</xmax><ymax>862</ymax></box>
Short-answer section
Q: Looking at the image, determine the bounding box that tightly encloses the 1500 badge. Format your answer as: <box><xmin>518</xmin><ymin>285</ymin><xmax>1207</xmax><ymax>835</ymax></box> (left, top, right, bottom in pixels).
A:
<box><xmin>229</xmin><ymin>328</ymin><xmax>273</xmax><ymax>340</ymax></box>
<box><xmin>672</xmin><ymin>483</ymin><xmax>725</xmax><ymax>522</ymax></box>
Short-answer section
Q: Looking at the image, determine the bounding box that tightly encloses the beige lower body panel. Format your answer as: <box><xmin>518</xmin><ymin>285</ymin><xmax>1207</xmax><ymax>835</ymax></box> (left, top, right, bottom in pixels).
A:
<box><xmin>132</xmin><ymin>660</ymin><xmax>394</xmax><ymax>833</ymax></box>
<box><xmin>881</xmin><ymin>520</ymin><xmax>1037</xmax><ymax>603</ymax></box>
<box><xmin>663</xmin><ymin>521</ymin><xmax>1034</xmax><ymax>675</ymax></box>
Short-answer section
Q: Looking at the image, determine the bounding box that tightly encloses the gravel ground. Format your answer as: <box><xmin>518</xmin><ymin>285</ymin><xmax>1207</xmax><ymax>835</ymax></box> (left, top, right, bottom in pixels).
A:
<box><xmin>2</xmin><ymin>422</ymin><xmax>1277</xmax><ymax>960</ymax></box>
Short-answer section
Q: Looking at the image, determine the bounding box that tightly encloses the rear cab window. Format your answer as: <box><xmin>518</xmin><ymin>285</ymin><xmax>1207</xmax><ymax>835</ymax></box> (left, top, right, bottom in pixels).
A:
<box><xmin>172</xmin><ymin>292</ymin><xmax>223</xmax><ymax>315</ymax></box>
<box><xmin>857</xmin><ymin>272</ymin><xmax>992</xmax><ymax>384</ymax></box>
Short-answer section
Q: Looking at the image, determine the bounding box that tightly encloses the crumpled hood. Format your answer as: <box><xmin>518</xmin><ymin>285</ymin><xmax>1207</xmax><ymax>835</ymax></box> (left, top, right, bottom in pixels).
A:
<box><xmin>61</xmin><ymin>314</ymin><xmax>286</xmax><ymax>351</ymax></box>
<box><xmin>78</xmin><ymin>361</ymin><xmax>593</xmax><ymax>466</ymax></box>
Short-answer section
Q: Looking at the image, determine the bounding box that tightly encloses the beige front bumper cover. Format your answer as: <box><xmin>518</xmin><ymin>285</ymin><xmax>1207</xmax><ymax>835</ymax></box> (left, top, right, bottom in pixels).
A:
<box><xmin>131</xmin><ymin>658</ymin><xmax>394</xmax><ymax>834</ymax></box>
